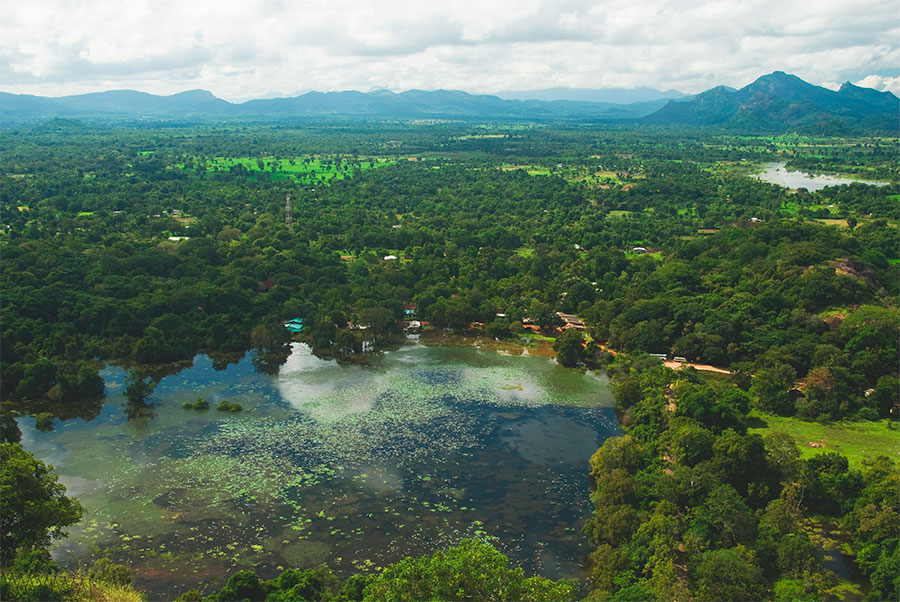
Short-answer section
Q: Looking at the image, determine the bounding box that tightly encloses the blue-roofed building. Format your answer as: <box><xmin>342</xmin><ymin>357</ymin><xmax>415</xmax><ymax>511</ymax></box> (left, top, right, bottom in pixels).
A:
<box><xmin>284</xmin><ymin>318</ymin><xmax>304</xmax><ymax>333</ymax></box>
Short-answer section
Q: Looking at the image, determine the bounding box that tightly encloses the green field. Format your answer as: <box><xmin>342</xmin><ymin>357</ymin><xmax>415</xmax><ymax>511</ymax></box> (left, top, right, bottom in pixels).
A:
<box><xmin>501</xmin><ymin>164</ymin><xmax>551</xmax><ymax>176</ymax></box>
<box><xmin>748</xmin><ymin>412</ymin><xmax>899</xmax><ymax>466</ymax></box>
<box><xmin>625</xmin><ymin>251</ymin><xmax>663</xmax><ymax>260</ymax></box>
<box><xmin>520</xmin><ymin>331</ymin><xmax>556</xmax><ymax>342</ymax></box>
<box><xmin>182</xmin><ymin>156</ymin><xmax>393</xmax><ymax>184</ymax></box>
<box><xmin>515</xmin><ymin>247</ymin><xmax>534</xmax><ymax>258</ymax></box>
<box><xmin>500</xmin><ymin>164</ymin><xmax>630</xmax><ymax>187</ymax></box>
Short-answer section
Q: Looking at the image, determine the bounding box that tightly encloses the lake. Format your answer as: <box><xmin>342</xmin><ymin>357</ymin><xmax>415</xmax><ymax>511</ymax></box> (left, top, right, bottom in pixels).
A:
<box><xmin>18</xmin><ymin>342</ymin><xmax>619</xmax><ymax>599</ymax></box>
<box><xmin>754</xmin><ymin>162</ymin><xmax>888</xmax><ymax>191</ymax></box>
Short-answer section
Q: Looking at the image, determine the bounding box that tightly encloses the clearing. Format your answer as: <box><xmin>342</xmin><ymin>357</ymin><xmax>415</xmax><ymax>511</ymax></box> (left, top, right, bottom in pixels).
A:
<box><xmin>747</xmin><ymin>412</ymin><xmax>899</xmax><ymax>466</ymax></box>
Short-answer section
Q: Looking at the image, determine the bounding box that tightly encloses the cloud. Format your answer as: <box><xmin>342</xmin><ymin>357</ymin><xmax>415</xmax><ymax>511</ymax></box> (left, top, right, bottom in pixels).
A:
<box><xmin>854</xmin><ymin>74</ymin><xmax>900</xmax><ymax>95</ymax></box>
<box><xmin>1</xmin><ymin>0</ymin><xmax>898</xmax><ymax>100</ymax></box>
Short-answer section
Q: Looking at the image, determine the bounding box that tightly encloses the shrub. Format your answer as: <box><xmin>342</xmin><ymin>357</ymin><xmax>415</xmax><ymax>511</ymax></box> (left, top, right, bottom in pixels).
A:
<box><xmin>88</xmin><ymin>558</ymin><xmax>133</xmax><ymax>586</ymax></box>
<box><xmin>34</xmin><ymin>413</ymin><xmax>54</xmax><ymax>432</ymax></box>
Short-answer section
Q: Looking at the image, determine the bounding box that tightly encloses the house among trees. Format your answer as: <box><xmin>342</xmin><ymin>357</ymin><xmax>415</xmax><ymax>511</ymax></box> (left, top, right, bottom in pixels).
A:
<box><xmin>284</xmin><ymin>318</ymin><xmax>304</xmax><ymax>333</ymax></box>
<box><xmin>556</xmin><ymin>312</ymin><xmax>586</xmax><ymax>331</ymax></box>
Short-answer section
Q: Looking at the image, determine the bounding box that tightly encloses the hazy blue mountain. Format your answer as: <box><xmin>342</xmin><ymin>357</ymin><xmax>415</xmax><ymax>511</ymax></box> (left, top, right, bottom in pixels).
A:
<box><xmin>0</xmin><ymin>89</ymin><xmax>232</xmax><ymax>119</ymax></box>
<box><xmin>2</xmin><ymin>73</ymin><xmax>895</xmax><ymax>131</ymax></box>
<box><xmin>495</xmin><ymin>86</ymin><xmax>689</xmax><ymax>104</ymax></box>
<box><xmin>1</xmin><ymin>88</ymin><xmax>664</xmax><ymax>122</ymax></box>
<box><xmin>645</xmin><ymin>71</ymin><xmax>899</xmax><ymax>132</ymax></box>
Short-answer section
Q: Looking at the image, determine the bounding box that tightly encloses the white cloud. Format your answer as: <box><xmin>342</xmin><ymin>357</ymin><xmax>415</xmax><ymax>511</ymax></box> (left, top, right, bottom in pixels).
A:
<box><xmin>854</xmin><ymin>74</ymin><xmax>900</xmax><ymax>95</ymax></box>
<box><xmin>1</xmin><ymin>0</ymin><xmax>898</xmax><ymax>100</ymax></box>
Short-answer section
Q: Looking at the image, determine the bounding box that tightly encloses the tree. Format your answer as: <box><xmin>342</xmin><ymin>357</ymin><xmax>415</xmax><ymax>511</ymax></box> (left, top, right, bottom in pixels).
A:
<box><xmin>751</xmin><ymin>363</ymin><xmax>796</xmax><ymax>415</ymax></box>
<box><xmin>0</xmin><ymin>411</ymin><xmax>21</xmax><ymax>444</ymax></box>
<box><xmin>124</xmin><ymin>369</ymin><xmax>155</xmax><ymax>404</ymax></box>
<box><xmin>694</xmin><ymin>484</ymin><xmax>756</xmax><ymax>547</ymax></box>
<box><xmin>0</xmin><ymin>443</ymin><xmax>83</xmax><ymax>565</ymax></box>
<box><xmin>361</xmin><ymin>540</ymin><xmax>573</xmax><ymax>601</ymax></box>
<box><xmin>357</xmin><ymin>307</ymin><xmax>395</xmax><ymax>340</ymax></box>
<box><xmin>553</xmin><ymin>329</ymin><xmax>585</xmax><ymax>368</ymax></box>
<box><xmin>693</xmin><ymin>547</ymin><xmax>765</xmax><ymax>602</ymax></box>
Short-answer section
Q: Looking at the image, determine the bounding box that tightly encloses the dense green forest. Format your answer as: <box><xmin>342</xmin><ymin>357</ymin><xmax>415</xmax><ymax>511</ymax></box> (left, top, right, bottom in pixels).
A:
<box><xmin>1</xmin><ymin>121</ymin><xmax>898</xmax><ymax>601</ymax></box>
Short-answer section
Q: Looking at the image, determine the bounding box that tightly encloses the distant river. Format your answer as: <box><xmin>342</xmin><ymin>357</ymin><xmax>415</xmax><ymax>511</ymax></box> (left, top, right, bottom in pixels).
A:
<box><xmin>754</xmin><ymin>162</ymin><xmax>888</xmax><ymax>191</ymax></box>
<box><xmin>18</xmin><ymin>342</ymin><xmax>619</xmax><ymax>599</ymax></box>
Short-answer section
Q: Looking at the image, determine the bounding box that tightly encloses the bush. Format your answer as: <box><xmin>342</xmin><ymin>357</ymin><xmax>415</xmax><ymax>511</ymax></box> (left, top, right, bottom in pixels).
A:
<box><xmin>11</xmin><ymin>548</ymin><xmax>58</xmax><ymax>574</ymax></box>
<box><xmin>34</xmin><ymin>413</ymin><xmax>54</xmax><ymax>432</ymax></box>
<box><xmin>183</xmin><ymin>398</ymin><xmax>209</xmax><ymax>410</ymax></box>
<box><xmin>88</xmin><ymin>558</ymin><xmax>133</xmax><ymax>586</ymax></box>
<box><xmin>175</xmin><ymin>589</ymin><xmax>203</xmax><ymax>602</ymax></box>
<box><xmin>216</xmin><ymin>400</ymin><xmax>242</xmax><ymax>413</ymax></box>
<box><xmin>363</xmin><ymin>539</ymin><xmax>574</xmax><ymax>601</ymax></box>
<box><xmin>216</xmin><ymin>570</ymin><xmax>267</xmax><ymax>602</ymax></box>
<box><xmin>174</xmin><ymin>589</ymin><xmax>203</xmax><ymax>602</ymax></box>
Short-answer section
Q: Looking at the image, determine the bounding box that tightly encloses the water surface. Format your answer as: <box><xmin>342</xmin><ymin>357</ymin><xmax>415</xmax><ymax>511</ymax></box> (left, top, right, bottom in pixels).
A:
<box><xmin>754</xmin><ymin>162</ymin><xmax>888</xmax><ymax>191</ymax></box>
<box><xmin>19</xmin><ymin>343</ymin><xmax>618</xmax><ymax>599</ymax></box>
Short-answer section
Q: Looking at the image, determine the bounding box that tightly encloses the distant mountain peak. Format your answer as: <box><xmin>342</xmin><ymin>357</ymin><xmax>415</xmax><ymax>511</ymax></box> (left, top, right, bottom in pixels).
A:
<box><xmin>644</xmin><ymin>71</ymin><xmax>898</xmax><ymax>132</ymax></box>
<box><xmin>170</xmin><ymin>89</ymin><xmax>217</xmax><ymax>99</ymax></box>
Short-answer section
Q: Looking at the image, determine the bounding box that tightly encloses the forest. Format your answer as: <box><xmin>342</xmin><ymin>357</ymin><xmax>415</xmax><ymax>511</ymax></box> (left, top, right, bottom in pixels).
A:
<box><xmin>1</xmin><ymin>120</ymin><xmax>898</xmax><ymax>601</ymax></box>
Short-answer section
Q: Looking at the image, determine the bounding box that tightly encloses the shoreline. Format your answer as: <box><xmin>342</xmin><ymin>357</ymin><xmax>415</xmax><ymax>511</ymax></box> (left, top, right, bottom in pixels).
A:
<box><xmin>417</xmin><ymin>328</ymin><xmax>557</xmax><ymax>357</ymax></box>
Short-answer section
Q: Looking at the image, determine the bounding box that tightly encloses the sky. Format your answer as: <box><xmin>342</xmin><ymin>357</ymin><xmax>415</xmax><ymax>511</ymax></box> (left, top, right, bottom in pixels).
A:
<box><xmin>2</xmin><ymin>0</ymin><xmax>899</xmax><ymax>101</ymax></box>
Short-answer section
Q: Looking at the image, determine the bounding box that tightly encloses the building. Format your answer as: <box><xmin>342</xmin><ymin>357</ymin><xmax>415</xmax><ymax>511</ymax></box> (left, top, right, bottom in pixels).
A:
<box><xmin>284</xmin><ymin>318</ymin><xmax>304</xmax><ymax>333</ymax></box>
<box><xmin>556</xmin><ymin>312</ymin><xmax>586</xmax><ymax>331</ymax></box>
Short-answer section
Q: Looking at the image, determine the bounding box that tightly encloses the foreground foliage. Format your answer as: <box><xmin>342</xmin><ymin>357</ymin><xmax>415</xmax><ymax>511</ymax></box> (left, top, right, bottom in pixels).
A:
<box><xmin>585</xmin><ymin>357</ymin><xmax>899</xmax><ymax>601</ymax></box>
<box><xmin>174</xmin><ymin>540</ymin><xmax>573</xmax><ymax>602</ymax></box>
<box><xmin>0</xmin><ymin>443</ymin><xmax>83</xmax><ymax>565</ymax></box>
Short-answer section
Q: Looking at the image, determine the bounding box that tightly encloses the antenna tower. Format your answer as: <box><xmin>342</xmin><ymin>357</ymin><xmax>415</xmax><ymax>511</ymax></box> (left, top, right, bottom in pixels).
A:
<box><xmin>285</xmin><ymin>193</ymin><xmax>292</xmax><ymax>226</ymax></box>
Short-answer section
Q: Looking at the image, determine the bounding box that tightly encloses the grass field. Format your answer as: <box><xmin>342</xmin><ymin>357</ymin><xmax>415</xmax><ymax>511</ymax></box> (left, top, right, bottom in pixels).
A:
<box><xmin>625</xmin><ymin>251</ymin><xmax>663</xmax><ymax>260</ymax></box>
<box><xmin>182</xmin><ymin>156</ymin><xmax>392</xmax><ymax>184</ymax></box>
<box><xmin>520</xmin><ymin>331</ymin><xmax>556</xmax><ymax>342</ymax></box>
<box><xmin>501</xmin><ymin>164</ymin><xmax>552</xmax><ymax>176</ymax></box>
<box><xmin>747</xmin><ymin>412</ymin><xmax>899</xmax><ymax>467</ymax></box>
<box><xmin>814</xmin><ymin>218</ymin><xmax>851</xmax><ymax>227</ymax></box>
<box><xmin>501</xmin><ymin>164</ymin><xmax>632</xmax><ymax>187</ymax></box>
<box><xmin>515</xmin><ymin>247</ymin><xmax>534</xmax><ymax>258</ymax></box>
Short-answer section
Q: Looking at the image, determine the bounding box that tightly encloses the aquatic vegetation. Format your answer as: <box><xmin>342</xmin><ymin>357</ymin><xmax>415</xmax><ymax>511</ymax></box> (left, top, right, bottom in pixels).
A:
<box><xmin>20</xmin><ymin>345</ymin><xmax>617</xmax><ymax>599</ymax></box>
<box><xmin>183</xmin><ymin>398</ymin><xmax>210</xmax><ymax>410</ymax></box>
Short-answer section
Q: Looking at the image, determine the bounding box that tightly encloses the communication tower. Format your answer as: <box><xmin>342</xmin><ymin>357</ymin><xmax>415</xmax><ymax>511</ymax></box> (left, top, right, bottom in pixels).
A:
<box><xmin>285</xmin><ymin>193</ymin><xmax>292</xmax><ymax>226</ymax></box>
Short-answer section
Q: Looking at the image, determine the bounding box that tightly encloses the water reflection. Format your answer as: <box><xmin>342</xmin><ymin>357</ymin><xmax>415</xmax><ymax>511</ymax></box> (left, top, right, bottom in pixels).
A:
<box><xmin>19</xmin><ymin>344</ymin><xmax>618</xmax><ymax>599</ymax></box>
<box><xmin>754</xmin><ymin>162</ymin><xmax>888</xmax><ymax>191</ymax></box>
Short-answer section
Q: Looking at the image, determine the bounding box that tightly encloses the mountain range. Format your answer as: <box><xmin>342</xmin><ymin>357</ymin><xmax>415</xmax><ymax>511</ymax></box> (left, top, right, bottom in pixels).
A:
<box><xmin>1</xmin><ymin>72</ymin><xmax>897</xmax><ymax>133</ymax></box>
